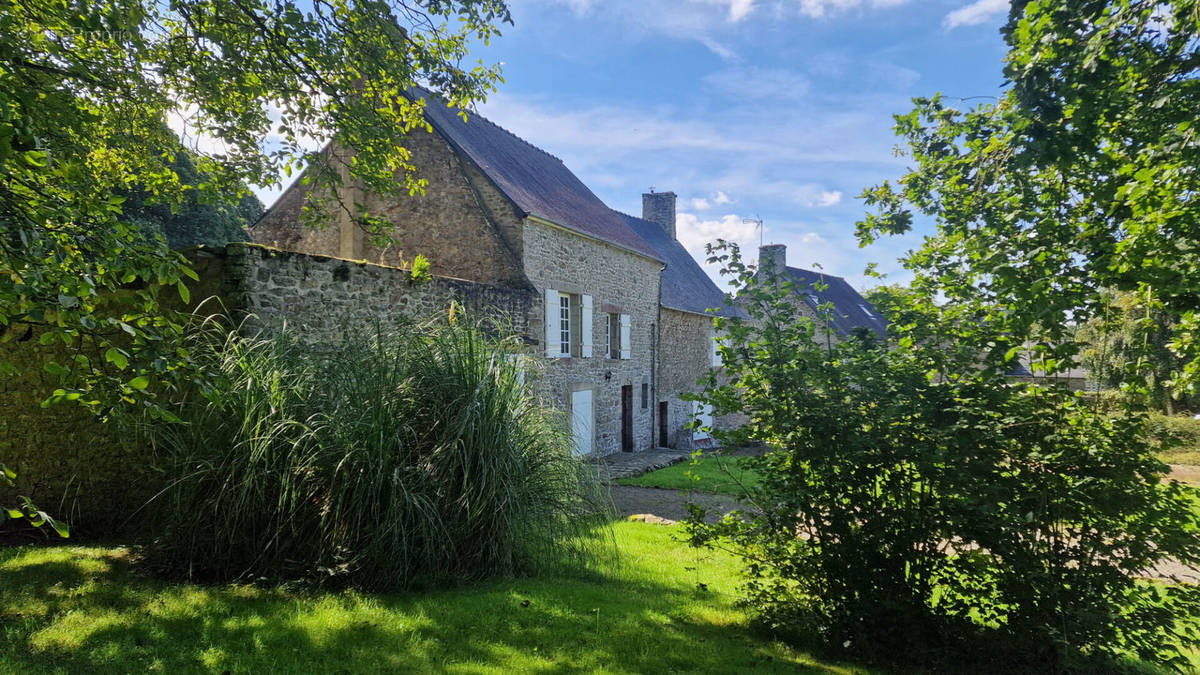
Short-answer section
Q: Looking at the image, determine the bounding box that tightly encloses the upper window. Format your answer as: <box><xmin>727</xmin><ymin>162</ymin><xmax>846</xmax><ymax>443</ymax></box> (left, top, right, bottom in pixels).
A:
<box><xmin>559</xmin><ymin>293</ymin><xmax>572</xmax><ymax>357</ymax></box>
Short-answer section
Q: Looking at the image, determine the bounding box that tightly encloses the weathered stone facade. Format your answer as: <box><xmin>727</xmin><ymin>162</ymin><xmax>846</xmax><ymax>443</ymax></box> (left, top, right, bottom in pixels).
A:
<box><xmin>522</xmin><ymin>220</ymin><xmax>661</xmax><ymax>454</ymax></box>
<box><xmin>245</xmin><ymin>94</ymin><xmax>740</xmax><ymax>458</ymax></box>
<box><xmin>253</xmin><ymin>133</ymin><xmax>527</xmax><ymax>287</ymax></box>
<box><xmin>656</xmin><ymin>308</ymin><xmax>714</xmax><ymax>448</ymax></box>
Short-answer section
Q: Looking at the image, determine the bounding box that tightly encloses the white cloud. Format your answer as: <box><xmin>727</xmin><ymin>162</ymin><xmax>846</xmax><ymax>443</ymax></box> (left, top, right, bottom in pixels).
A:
<box><xmin>676</xmin><ymin>212</ymin><xmax>760</xmax><ymax>254</ymax></box>
<box><xmin>704</xmin><ymin>66</ymin><xmax>811</xmax><ymax>101</ymax></box>
<box><xmin>943</xmin><ymin>0</ymin><xmax>1009</xmax><ymax>29</ymax></box>
<box><xmin>726</xmin><ymin>0</ymin><xmax>756</xmax><ymax>22</ymax></box>
<box><xmin>713</xmin><ymin>191</ymin><xmax>733</xmax><ymax>205</ymax></box>
<box><xmin>691</xmin><ymin>197</ymin><xmax>712</xmax><ymax>210</ymax></box>
<box><xmin>808</xmin><ymin>190</ymin><xmax>842</xmax><ymax>207</ymax></box>
<box><xmin>795</xmin><ymin>0</ymin><xmax>911</xmax><ymax>19</ymax></box>
<box><xmin>675</xmin><ymin>212</ymin><xmax>761</xmax><ymax>285</ymax></box>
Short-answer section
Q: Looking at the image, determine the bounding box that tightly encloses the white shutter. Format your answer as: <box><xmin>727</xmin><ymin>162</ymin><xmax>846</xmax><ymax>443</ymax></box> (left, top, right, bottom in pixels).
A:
<box><xmin>619</xmin><ymin>314</ymin><xmax>631</xmax><ymax>360</ymax></box>
<box><xmin>581</xmin><ymin>294</ymin><xmax>594</xmax><ymax>357</ymax></box>
<box><xmin>544</xmin><ymin>288</ymin><xmax>558</xmax><ymax>358</ymax></box>
<box><xmin>571</xmin><ymin>389</ymin><xmax>594</xmax><ymax>456</ymax></box>
<box><xmin>692</xmin><ymin>400</ymin><xmax>713</xmax><ymax>441</ymax></box>
<box><xmin>710</xmin><ymin>329</ymin><xmax>722</xmax><ymax>367</ymax></box>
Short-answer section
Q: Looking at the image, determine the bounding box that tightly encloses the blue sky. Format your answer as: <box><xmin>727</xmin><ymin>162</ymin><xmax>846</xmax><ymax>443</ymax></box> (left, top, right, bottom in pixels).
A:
<box><xmin>472</xmin><ymin>0</ymin><xmax>1012</xmax><ymax>290</ymax></box>
<box><xmin>258</xmin><ymin>0</ymin><xmax>1013</xmax><ymax>291</ymax></box>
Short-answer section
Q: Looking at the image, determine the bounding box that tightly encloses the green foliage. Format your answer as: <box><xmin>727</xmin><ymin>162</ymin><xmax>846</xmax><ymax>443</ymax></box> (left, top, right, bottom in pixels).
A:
<box><xmin>858</xmin><ymin>0</ymin><xmax>1200</xmax><ymax>394</ymax></box>
<box><xmin>1148</xmin><ymin>414</ymin><xmax>1200</xmax><ymax>466</ymax></box>
<box><xmin>0</xmin><ymin>523</ymin><xmax>831</xmax><ymax>673</ymax></box>
<box><xmin>687</xmin><ymin>242</ymin><xmax>1200</xmax><ymax>670</ymax></box>
<box><xmin>1</xmin><ymin>464</ymin><xmax>68</xmax><ymax>538</ymax></box>
<box><xmin>122</xmin><ymin>149</ymin><xmax>264</xmax><ymax>249</ymax></box>
<box><xmin>142</xmin><ymin>317</ymin><xmax>603</xmax><ymax>589</ymax></box>
<box><xmin>1078</xmin><ymin>289</ymin><xmax>1197</xmax><ymax>414</ymax></box>
<box><xmin>409</xmin><ymin>253</ymin><xmax>433</xmax><ymax>285</ymax></box>
<box><xmin>1</xmin><ymin>0</ymin><xmax>509</xmax><ymax>542</ymax></box>
<box><xmin>616</xmin><ymin>455</ymin><xmax>762</xmax><ymax>496</ymax></box>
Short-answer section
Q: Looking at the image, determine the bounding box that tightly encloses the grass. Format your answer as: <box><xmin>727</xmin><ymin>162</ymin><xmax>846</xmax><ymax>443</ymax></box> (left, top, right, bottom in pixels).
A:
<box><xmin>1149</xmin><ymin>414</ymin><xmax>1200</xmax><ymax>466</ymax></box>
<box><xmin>0</xmin><ymin>521</ymin><xmax>864</xmax><ymax>674</ymax></box>
<box><xmin>617</xmin><ymin>455</ymin><xmax>762</xmax><ymax>496</ymax></box>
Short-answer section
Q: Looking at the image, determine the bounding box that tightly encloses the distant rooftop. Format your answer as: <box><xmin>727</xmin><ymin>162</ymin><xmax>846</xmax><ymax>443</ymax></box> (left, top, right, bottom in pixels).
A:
<box><xmin>781</xmin><ymin>266</ymin><xmax>887</xmax><ymax>339</ymax></box>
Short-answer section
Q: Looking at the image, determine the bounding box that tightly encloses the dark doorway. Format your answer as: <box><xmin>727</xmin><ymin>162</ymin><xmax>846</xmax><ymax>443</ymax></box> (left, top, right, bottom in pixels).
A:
<box><xmin>658</xmin><ymin>402</ymin><xmax>668</xmax><ymax>448</ymax></box>
<box><xmin>621</xmin><ymin>385</ymin><xmax>634</xmax><ymax>452</ymax></box>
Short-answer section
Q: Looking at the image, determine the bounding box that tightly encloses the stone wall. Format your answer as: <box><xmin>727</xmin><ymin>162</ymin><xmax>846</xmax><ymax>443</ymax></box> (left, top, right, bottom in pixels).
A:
<box><xmin>656</xmin><ymin>308</ymin><xmax>713</xmax><ymax>449</ymax></box>
<box><xmin>522</xmin><ymin>220</ymin><xmax>662</xmax><ymax>455</ymax></box>
<box><xmin>221</xmin><ymin>243</ymin><xmax>533</xmax><ymax>340</ymax></box>
<box><xmin>251</xmin><ymin>132</ymin><xmax>528</xmax><ymax>288</ymax></box>
<box><xmin>0</xmin><ymin>334</ymin><xmax>153</xmax><ymax>534</ymax></box>
<box><xmin>0</xmin><ymin>243</ymin><xmax>534</xmax><ymax>537</ymax></box>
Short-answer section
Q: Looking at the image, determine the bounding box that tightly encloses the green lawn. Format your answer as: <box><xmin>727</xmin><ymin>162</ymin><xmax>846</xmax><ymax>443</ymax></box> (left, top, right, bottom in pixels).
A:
<box><xmin>0</xmin><ymin>521</ymin><xmax>863</xmax><ymax>674</ymax></box>
<box><xmin>617</xmin><ymin>455</ymin><xmax>762</xmax><ymax>496</ymax></box>
<box><xmin>1150</xmin><ymin>415</ymin><xmax>1200</xmax><ymax>466</ymax></box>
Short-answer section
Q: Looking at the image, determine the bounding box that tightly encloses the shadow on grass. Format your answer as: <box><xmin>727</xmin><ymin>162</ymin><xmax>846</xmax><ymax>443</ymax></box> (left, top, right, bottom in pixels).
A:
<box><xmin>0</xmin><ymin>532</ymin><xmax>861</xmax><ymax>674</ymax></box>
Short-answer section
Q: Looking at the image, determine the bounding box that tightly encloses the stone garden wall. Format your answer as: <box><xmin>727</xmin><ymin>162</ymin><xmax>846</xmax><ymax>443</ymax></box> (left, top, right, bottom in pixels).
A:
<box><xmin>0</xmin><ymin>243</ymin><xmax>534</xmax><ymax>537</ymax></box>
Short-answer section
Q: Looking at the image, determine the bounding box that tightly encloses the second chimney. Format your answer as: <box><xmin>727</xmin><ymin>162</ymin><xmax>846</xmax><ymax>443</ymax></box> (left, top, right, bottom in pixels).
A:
<box><xmin>759</xmin><ymin>244</ymin><xmax>787</xmax><ymax>278</ymax></box>
<box><xmin>642</xmin><ymin>191</ymin><xmax>677</xmax><ymax>239</ymax></box>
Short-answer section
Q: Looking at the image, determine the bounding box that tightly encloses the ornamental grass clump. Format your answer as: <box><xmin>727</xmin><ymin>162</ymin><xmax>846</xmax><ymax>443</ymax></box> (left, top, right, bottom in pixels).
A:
<box><xmin>145</xmin><ymin>316</ymin><xmax>604</xmax><ymax>589</ymax></box>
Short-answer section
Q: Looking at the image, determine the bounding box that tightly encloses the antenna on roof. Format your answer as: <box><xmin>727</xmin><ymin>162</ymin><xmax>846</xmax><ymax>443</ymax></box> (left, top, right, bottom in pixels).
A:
<box><xmin>743</xmin><ymin>215</ymin><xmax>763</xmax><ymax>247</ymax></box>
<box><xmin>648</xmin><ymin>186</ymin><xmax>655</xmax><ymax>193</ymax></box>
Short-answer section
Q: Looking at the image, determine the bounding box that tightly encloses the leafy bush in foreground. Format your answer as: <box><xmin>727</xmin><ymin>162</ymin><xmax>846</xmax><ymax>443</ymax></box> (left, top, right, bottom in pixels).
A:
<box><xmin>687</xmin><ymin>244</ymin><xmax>1200</xmax><ymax>671</ymax></box>
<box><xmin>144</xmin><ymin>317</ymin><xmax>604</xmax><ymax>589</ymax></box>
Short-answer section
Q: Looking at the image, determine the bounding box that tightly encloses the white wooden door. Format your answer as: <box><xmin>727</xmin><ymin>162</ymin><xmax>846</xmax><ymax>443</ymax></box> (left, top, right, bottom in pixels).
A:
<box><xmin>571</xmin><ymin>389</ymin><xmax>594</xmax><ymax>457</ymax></box>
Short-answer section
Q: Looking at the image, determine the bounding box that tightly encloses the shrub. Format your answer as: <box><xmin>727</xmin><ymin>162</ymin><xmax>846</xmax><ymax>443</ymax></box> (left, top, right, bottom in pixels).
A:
<box><xmin>1148</xmin><ymin>414</ymin><xmax>1200</xmax><ymax>466</ymax></box>
<box><xmin>687</xmin><ymin>243</ymin><xmax>1200</xmax><ymax>671</ymax></box>
<box><xmin>144</xmin><ymin>317</ymin><xmax>604</xmax><ymax>589</ymax></box>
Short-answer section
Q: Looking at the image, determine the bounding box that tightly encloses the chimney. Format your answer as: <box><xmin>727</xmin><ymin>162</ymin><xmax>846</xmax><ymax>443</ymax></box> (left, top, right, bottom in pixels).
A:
<box><xmin>642</xmin><ymin>190</ymin><xmax>677</xmax><ymax>239</ymax></box>
<box><xmin>759</xmin><ymin>244</ymin><xmax>787</xmax><ymax>278</ymax></box>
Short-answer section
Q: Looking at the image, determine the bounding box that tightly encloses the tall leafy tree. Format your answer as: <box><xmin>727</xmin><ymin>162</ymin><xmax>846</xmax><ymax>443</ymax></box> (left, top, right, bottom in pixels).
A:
<box><xmin>1077</xmin><ymin>289</ymin><xmax>1196</xmax><ymax>414</ymax></box>
<box><xmin>0</xmin><ymin>0</ymin><xmax>509</xmax><ymax>530</ymax></box>
<box><xmin>123</xmin><ymin>149</ymin><xmax>264</xmax><ymax>250</ymax></box>
<box><xmin>859</xmin><ymin>0</ymin><xmax>1200</xmax><ymax>391</ymax></box>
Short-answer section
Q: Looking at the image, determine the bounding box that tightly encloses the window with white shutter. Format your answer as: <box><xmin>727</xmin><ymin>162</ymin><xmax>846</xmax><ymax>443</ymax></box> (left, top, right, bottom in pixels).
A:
<box><xmin>710</xmin><ymin>329</ymin><xmax>722</xmax><ymax>368</ymax></box>
<box><xmin>581</xmin><ymin>295</ymin><xmax>594</xmax><ymax>357</ymax></box>
<box><xmin>544</xmin><ymin>288</ymin><xmax>558</xmax><ymax>357</ymax></box>
<box><xmin>558</xmin><ymin>293</ymin><xmax>571</xmax><ymax>356</ymax></box>
<box><xmin>619</xmin><ymin>314</ymin><xmax>631</xmax><ymax>360</ymax></box>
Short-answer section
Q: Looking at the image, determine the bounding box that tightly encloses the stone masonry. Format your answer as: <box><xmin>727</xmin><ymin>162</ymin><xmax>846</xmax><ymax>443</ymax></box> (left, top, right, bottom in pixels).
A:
<box><xmin>657</xmin><ymin>307</ymin><xmax>714</xmax><ymax>448</ymax></box>
<box><xmin>522</xmin><ymin>220</ymin><xmax>662</xmax><ymax>455</ymax></box>
<box><xmin>219</xmin><ymin>243</ymin><xmax>533</xmax><ymax>341</ymax></box>
<box><xmin>253</xmin><ymin>133</ymin><xmax>527</xmax><ymax>288</ymax></box>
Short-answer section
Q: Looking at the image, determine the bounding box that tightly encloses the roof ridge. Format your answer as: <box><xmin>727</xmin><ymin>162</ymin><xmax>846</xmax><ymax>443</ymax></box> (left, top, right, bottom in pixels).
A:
<box><xmin>409</xmin><ymin>86</ymin><xmax>565</xmax><ymax>165</ymax></box>
<box><xmin>610</xmin><ymin>208</ymin><xmax>656</xmax><ymax>225</ymax></box>
<box><xmin>785</xmin><ymin>265</ymin><xmax>845</xmax><ymax>281</ymax></box>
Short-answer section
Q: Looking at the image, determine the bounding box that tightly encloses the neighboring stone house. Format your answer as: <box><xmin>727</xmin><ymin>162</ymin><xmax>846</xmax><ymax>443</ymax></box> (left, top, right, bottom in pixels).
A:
<box><xmin>754</xmin><ymin>243</ymin><xmax>887</xmax><ymax>342</ymax></box>
<box><xmin>253</xmin><ymin>89</ymin><xmax>739</xmax><ymax>456</ymax></box>
<box><xmin>619</xmin><ymin>196</ymin><xmax>743</xmax><ymax>449</ymax></box>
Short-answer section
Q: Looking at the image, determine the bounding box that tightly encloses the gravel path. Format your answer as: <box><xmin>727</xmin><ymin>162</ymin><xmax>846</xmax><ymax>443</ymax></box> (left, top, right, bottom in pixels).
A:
<box><xmin>608</xmin><ymin>484</ymin><xmax>749</xmax><ymax>524</ymax></box>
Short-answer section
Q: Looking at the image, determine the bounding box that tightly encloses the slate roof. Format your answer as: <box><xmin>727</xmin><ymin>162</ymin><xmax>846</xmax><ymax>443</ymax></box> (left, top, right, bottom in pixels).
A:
<box><xmin>413</xmin><ymin>89</ymin><xmax>663</xmax><ymax>261</ymax></box>
<box><xmin>616</xmin><ymin>212</ymin><xmax>745</xmax><ymax>318</ymax></box>
<box><xmin>782</xmin><ymin>267</ymin><xmax>887</xmax><ymax>338</ymax></box>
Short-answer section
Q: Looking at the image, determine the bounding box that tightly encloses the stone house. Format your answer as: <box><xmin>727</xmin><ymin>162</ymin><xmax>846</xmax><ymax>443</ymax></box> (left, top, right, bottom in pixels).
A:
<box><xmin>253</xmin><ymin>89</ymin><xmax>739</xmax><ymax>456</ymax></box>
<box><xmin>754</xmin><ymin>243</ymin><xmax>887</xmax><ymax>342</ymax></box>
